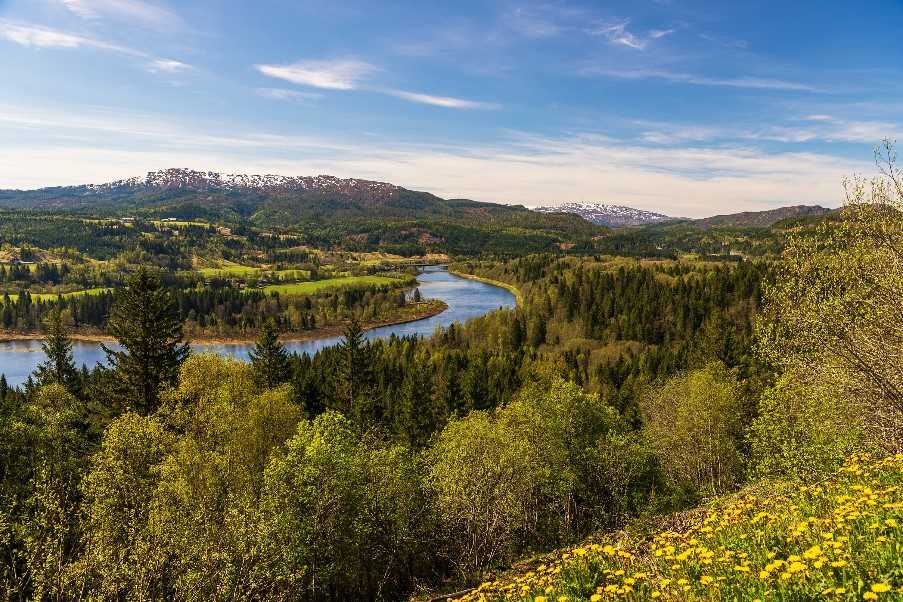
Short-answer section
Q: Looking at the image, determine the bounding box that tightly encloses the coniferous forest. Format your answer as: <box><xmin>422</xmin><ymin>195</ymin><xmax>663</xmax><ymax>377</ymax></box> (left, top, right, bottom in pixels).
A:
<box><xmin>0</xmin><ymin>146</ymin><xmax>902</xmax><ymax>601</ymax></box>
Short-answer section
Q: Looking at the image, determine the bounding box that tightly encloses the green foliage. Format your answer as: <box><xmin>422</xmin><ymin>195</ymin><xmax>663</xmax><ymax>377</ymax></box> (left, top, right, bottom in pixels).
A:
<box><xmin>757</xmin><ymin>142</ymin><xmax>903</xmax><ymax>451</ymax></box>
<box><xmin>751</xmin><ymin>373</ymin><xmax>863</xmax><ymax>482</ymax></box>
<box><xmin>0</xmin><ymin>384</ymin><xmax>87</xmax><ymax>600</ymax></box>
<box><xmin>103</xmin><ymin>269</ymin><xmax>189</xmax><ymax>414</ymax></box>
<box><xmin>259</xmin><ymin>411</ymin><xmax>427</xmax><ymax>600</ymax></box>
<box><xmin>249</xmin><ymin>320</ymin><xmax>291</xmax><ymax>389</ymax></box>
<box><xmin>79</xmin><ymin>413</ymin><xmax>175</xmax><ymax>599</ymax></box>
<box><xmin>640</xmin><ymin>362</ymin><xmax>746</xmax><ymax>496</ymax></box>
<box><xmin>34</xmin><ymin>308</ymin><xmax>79</xmax><ymax>393</ymax></box>
<box><xmin>427</xmin><ymin>378</ymin><xmax>655</xmax><ymax>579</ymax></box>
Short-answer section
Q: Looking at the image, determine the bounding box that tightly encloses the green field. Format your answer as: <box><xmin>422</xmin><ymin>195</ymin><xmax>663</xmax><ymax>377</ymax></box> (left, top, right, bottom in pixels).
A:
<box><xmin>153</xmin><ymin>220</ymin><xmax>211</xmax><ymax>229</ymax></box>
<box><xmin>5</xmin><ymin>287</ymin><xmax>113</xmax><ymax>303</ymax></box>
<box><xmin>257</xmin><ymin>275</ymin><xmax>408</xmax><ymax>296</ymax></box>
<box><xmin>197</xmin><ymin>265</ymin><xmax>262</xmax><ymax>278</ymax></box>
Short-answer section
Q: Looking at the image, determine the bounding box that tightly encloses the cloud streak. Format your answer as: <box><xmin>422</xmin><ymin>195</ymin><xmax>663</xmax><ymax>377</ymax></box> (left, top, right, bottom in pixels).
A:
<box><xmin>0</xmin><ymin>20</ymin><xmax>138</xmax><ymax>53</ymax></box>
<box><xmin>589</xmin><ymin>19</ymin><xmax>674</xmax><ymax>50</ymax></box>
<box><xmin>59</xmin><ymin>0</ymin><xmax>182</xmax><ymax>30</ymax></box>
<box><xmin>256</xmin><ymin>58</ymin><xmax>499</xmax><ymax>109</ymax></box>
<box><xmin>255</xmin><ymin>59</ymin><xmax>376</xmax><ymax>90</ymax></box>
<box><xmin>147</xmin><ymin>58</ymin><xmax>191</xmax><ymax>73</ymax></box>
<box><xmin>382</xmin><ymin>89</ymin><xmax>500</xmax><ymax>110</ymax></box>
<box><xmin>587</xmin><ymin>67</ymin><xmax>820</xmax><ymax>92</ymax></box>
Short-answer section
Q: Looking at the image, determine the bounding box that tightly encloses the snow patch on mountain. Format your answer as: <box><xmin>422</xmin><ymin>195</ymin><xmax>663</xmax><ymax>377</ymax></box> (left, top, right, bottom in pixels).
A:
<box><xmin>533</xmin><ymin>202</ymin><xmax>672</xmax><ymax>227</ymax></box>
<box><xmin>83</xmin><ymin>168</ymin><xmax>400</xmax><ymax>197</ymax></box>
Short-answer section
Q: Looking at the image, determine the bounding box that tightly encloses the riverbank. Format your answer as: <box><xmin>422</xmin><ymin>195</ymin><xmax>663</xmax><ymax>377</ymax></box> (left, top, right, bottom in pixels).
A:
<box><xmin>447</xmin><ymin>269</ymin><xmax>524</xmax><ymax>306</ymax></box>
<box><xmin>0</xmin><ymin>300</ymin><xmax>448</xmax><ymax>347</ymax></box>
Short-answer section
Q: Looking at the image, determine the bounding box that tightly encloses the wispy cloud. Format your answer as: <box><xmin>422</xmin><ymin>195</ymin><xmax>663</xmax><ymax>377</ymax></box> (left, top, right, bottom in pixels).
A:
<box><xmin>589</xmin><ymin>19</ymin><xmax>673</xmax><ymax>50</ymax></box>
<box><xmin>256</xmin><ymin>57</ymin><xmax>498</xmax><ymax>110</ymax></box>
<box><xmin>147</xmin><ymin>58</ymin><xmax>190</xmax><ymax>73</ymax></box>
<box><xmin>383</xmin><ymin>89</ymin><xmax>500</xmax><ymax>110</ymax></box>
<box><xmin>255</xmin><ymin>59</ymin><xmax>376</xmax><ymax>90</ymax></box>
<box><xmin>255</xmin><ymin>88</ymin><xmax>322</xmax><ymax>102</ymax></box>
<box><xmin>0</xmin><ymin>20</ymin><xmax>138</xmax><ymax>53</ymax></box>
<box><xmin>587</xmin><ymin>67</ymin><xmax>819</xmax><ymax>92</ymax></box>
<box><xmin>504</xmin><ymin>6</ymin><xmax>564</xmax><ymax>38</ymax></box>
<box><xmin>0</xmin><ymin>102</ymin><xmax>866</xmax><ymax>216</ymax></box>
<box><xmin>59</xmin><ymin>0</ymin><xmax>182</xmax><ymax>30</ymax></box>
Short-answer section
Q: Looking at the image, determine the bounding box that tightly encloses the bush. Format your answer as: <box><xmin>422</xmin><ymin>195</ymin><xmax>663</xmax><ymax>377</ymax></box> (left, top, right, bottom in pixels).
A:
<box><xmin>751</xmin><ymin>373</ymin><xmax>863</xmax><ymax>482</ymax></box>
<box><xmin>641</xmin><ymin>362</ymin><xmax>745</xmax><ymax>496</ymax></box>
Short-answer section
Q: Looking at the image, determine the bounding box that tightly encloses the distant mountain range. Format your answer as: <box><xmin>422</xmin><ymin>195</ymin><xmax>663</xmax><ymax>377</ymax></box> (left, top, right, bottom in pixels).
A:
<box><xmin>532</xmin><ymin>201</ymin><xmax>833</xmax><ymax>229</ymax></box>
<box><xmin>0</xmin><ymin>168</ymin><xmax>602</xmax><ymax>255</ymax></box>
<box><xmin>533</xmin><ymin>203</ymin><xmax>673</xmax><ymax>227</ymax></box>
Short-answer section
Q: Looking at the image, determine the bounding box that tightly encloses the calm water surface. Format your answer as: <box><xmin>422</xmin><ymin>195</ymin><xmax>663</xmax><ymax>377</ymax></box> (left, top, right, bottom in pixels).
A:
<box><xmin>0</xmin><ymin>267</ymin><xmax>515</xmax><ymax>388</ymax></box>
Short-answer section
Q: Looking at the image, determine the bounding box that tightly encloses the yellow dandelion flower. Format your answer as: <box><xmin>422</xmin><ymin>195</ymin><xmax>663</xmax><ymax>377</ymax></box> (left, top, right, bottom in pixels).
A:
<box><xmin>803</xmin><ymin>545</ymin><xmax>822</xmax><ymax>559</ymax></box>
<box><xmin>863</xmin><ymin>593</ymin><xmax>878</xmax><ymax>601</ymax></box>
<box><xmin>871</xmin><ymin>584</ymin><xmax>891</xmax><ymax>593</ymax></box>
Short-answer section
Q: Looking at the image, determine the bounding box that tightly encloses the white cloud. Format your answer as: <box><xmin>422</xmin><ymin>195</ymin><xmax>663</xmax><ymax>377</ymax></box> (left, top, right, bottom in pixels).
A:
<box><xmin>255</xmin><ymin>88</ymin><xmax>322</xmax><ymax>101</ymax></box>
<box><xmin>383</xmin><ymin>90</ymin><xmax>500</xmax><ymax>110</ymax></box>
<box><xmin>147</xmin><ymin>58</ymin><xmax>190</xmax><ymax>73</ymax></box>
<box><xmin>255</xmin><ymin>59</ymin><xmax>376</xmax><ymax>90</ymax></box>
<box><xmin>0</xmin><ymin>20</ymin><xmax>137</xmax><ymax>53</ymax></box>
<box><xmin>587</xmin><ymin>67</ymin><xmax>819</xmax><ymax>92</ymax></box>
<box><xmin>589</xmin><ymin>19</ymin><xmax>673</xmax><ymax>50</ymax></box>
<box><xmin>0</xmin><ymin>103</ymin><xmax>867</xmax><ymax>216</ymax></box>
<box><xmin>59</xmin><ymin>0</ymin><xmax>181</xmax><ymax>30</ymax></box>
<box><xmin>255</xmin><ymin>58</ymin><xmax>497</xmax><ymax>109</ymax></box>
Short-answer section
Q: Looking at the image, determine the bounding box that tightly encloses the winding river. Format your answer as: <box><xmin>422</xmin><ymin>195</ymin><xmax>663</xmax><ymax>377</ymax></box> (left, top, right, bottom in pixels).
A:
<box><xmin>0</xmin><ymin>266</ymin><xmax>516</xmax><ymax>388</ymax></box>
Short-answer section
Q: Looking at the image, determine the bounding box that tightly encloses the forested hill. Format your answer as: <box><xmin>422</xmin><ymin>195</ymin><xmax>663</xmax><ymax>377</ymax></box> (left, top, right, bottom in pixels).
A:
<box><xmin>0</xmin><ymin>168</ymin><xmax>596</xmax><ymax>231</ymax></box>
<box><xmin>0</xmin><ymin>169</ymin><xmax>603</xmax><ymax>255</ymax></box>
<box><xmin>691</xmin><ymin>204</ymin><xmax>832</xmax><ymax>229</ymax></box>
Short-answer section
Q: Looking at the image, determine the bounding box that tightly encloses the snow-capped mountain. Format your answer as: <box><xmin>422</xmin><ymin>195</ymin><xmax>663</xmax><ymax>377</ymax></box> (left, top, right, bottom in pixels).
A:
<box><xmin>533</xmin><ymin>203</ymin><xmax>672</xmax><ymax>227</ymax></box>
<box><xmin>85</xmin><ymin>168</ymin><xmax>400</xmax><ymax>197</ymax></box>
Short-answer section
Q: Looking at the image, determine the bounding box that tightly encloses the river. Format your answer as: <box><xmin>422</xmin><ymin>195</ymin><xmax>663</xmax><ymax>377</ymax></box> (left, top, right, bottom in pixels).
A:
<box><xmin>0</xmin><ymin>266</ymin><xmax>516</xmax><ymax>388</ymax></box>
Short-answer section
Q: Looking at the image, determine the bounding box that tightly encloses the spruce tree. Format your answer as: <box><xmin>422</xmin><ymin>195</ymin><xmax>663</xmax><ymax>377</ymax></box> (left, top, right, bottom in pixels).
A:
<box><xmin>103</xmin><ymin>270</ymin><xmax>189</xmax><ymax>414</ymax></box>
<box><xmin>34</xmin><ymin>307</ymin><xmax>78</xmax><ymax>392</ymax></box>
<box><xmin>339</xmin><ymin>316</ymin><xmax>366</xmax><ymax>414</ymax></box>
<box><xmin>249</xmin><ymin>319</ymin><xmax>291</xmax><ymax>389</ymax></box>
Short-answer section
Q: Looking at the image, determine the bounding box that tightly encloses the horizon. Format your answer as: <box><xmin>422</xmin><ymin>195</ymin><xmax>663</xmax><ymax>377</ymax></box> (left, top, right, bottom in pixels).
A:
<box><xmin>1</xmin><ymin>0</ymin><xmax>902</xmax><ymax>217</ymax></box>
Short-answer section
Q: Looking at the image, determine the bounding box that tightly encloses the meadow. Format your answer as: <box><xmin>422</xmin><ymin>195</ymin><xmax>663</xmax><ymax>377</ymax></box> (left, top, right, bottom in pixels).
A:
<box><xmin>258</xmin><ymin>274</ymin><xmax>411</xmax><ymax>295</ymax></box>
<box><xmin>453</xmin><ymin>453</ymin><xmax>903</xmax><ymax>602</ymax></box>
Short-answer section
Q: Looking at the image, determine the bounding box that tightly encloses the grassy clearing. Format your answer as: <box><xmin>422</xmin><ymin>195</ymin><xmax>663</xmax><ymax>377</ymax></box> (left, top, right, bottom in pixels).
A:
<box><xmin>197</xmin><ymin>264</ymin><xmax>262</xmax><ymax>278</ymax></box>
<box><xmin>454</xmin><ymin>453</ymin><xmax>903</xmax><ymax>601</ymax></box>
<box><xmin>5</xmin><ymin>287</ymin><xmax>113</xmax><ymax>302</ymax></box>
<box><xmin>258</xmin><ymin>275</ymin><xmax>408</xmax><ymax>296</ymax></box>
<box><xmin>152</xmin><ymin>220</ymin><xmax>211</xmax><ymax>229</ymax></box>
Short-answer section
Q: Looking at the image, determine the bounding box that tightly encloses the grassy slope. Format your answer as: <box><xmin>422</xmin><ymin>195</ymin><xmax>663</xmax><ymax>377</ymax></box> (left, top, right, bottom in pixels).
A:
<box><xmin>450</xmin><ymin>454</ymin><xmax>903</xmax><ymax>601</ymax></box>
<box><xmin>6</xmin><ymin>287</ymin><xmax>112</xmax><ymax>302</ymax></box>
<box><xmin>258</xmin><ymin>275</ymin><xmax>408</xmax><ymax>296</ymax></box>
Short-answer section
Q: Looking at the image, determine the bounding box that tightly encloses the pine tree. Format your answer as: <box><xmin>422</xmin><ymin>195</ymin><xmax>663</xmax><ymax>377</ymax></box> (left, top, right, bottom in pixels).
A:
<box><xmin>103</xmin><ymin>270</ymin><xmax>189</xmax><ymax>414</ymax></box>
<box><xmin>34</xmin><ymin>307</ymin><xmax>78</xmax><ymax>392</ymax></box>
<box><xmin>339</xmin><ymin>316</ymin><xmax>366</xmax><ymax>415</ymax></box>
<box><xmin>249</xmin><ymin>319</ymin><xmax>291</xmax><ymax>389</ymax></box>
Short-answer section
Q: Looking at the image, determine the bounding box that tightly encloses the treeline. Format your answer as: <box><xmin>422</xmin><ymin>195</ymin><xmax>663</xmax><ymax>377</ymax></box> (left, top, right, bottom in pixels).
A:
<box><xmin>0</xmin><ymin>280</ymin><xmax>417</xmax><ymax>337</ymax></box>
<box><xmin>450</xmin><ymin>256</ymin><xmax>768</xmax><ymax>418</ymax></box>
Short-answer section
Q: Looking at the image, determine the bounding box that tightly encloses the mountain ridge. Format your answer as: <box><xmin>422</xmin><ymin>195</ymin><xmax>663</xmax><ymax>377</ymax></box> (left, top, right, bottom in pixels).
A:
<box><xmin>533</xmin><ymin>202</ymin><xmax>674</xmax><ymax>227</ymax></box>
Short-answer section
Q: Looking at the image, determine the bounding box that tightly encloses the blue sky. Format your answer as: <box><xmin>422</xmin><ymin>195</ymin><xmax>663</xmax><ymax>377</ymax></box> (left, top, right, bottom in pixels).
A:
<box><xmin>1</xmin><ymin>0</ymin><xmax>901</xmax><ymax>216</ymax></box>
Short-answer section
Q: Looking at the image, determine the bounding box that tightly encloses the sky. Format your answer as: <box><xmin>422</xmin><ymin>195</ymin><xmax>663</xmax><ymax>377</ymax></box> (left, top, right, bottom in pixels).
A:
<box><xmin>1</xmin><ymin>0</ymin><xmax>902</xmax><ymax>216</ymax></box>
